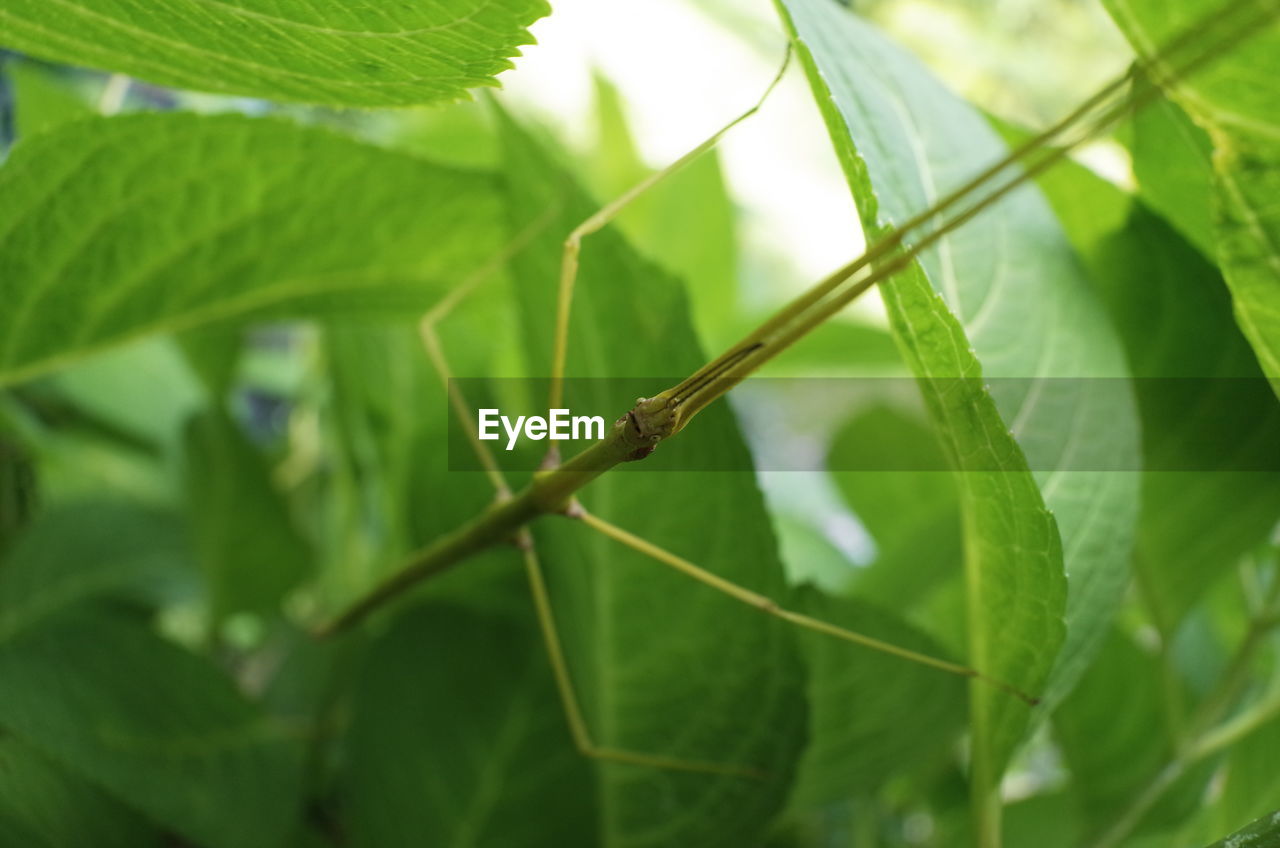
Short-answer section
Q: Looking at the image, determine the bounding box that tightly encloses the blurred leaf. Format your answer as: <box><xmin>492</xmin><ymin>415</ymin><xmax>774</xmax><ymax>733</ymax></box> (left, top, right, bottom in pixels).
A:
<box><xmin>315</xmin><ymin>321</ymin><xmax>502</xmax><ymax>613</ymax></box>
<box><xmin>180</xmin><ymin>327</ymin><xmax>246</xmax><ymax>401</ymax></box>
<box><xmin>5</xmin><ymin>59</ymin><xmax>92</xmax><ymax>137</ymax></box>
<box><xmin>587</xmin><ymin>73</ymin><xmax>740</xmax><ymax>345</ymax></box>
<box><xmin>0</xmin><ymin>113</ymin><xmax>502</xmax><ymax>388</ymax></box>
<box><xmin>1104</xmin><ymin>0</ymin><xmax>1280</xmax><ymax>393</ymax></box>
<box><xmin>0</xmin><ymin>611</ymin><xmax>305</xmax><ymax>848</ymax></box>
<box><xmin>375</xmin><ymin>99</ymin><xmax>503</xmax><ymax>169</ymax></box>
<box><xmin>344</xmin><ymin>602</ymin><xmax>595</xmax><ymax>847</ymax></box>
<box><xmin>788</xmin><ymin>587</ymin><xmax>966</xmax><ymax>808</ymax></box>
<box><xmin>749</xmin><ymin>316</ymin><xmax>906</xmax><ymax>377</ymax></box>
<box><xmin>184</xmin><ymin>409</ymin><xmax>312</xmax><ymax>622</ymax></box>
<box><xmin>0</xmin><ymin>0</ymin><xmax>549</xmax><ymax>107</ymax></box>
<box><xmin>1054</xmin><ymin>628</ymin><xmax>1176</xmax><ymax>825</ymax></box>
<box><xmin>1093</xmin><ymin>209</ymin><xmax>1280</xmax><ymax>633</ymax></box>
<box><xmin>987</xmin><ymin>115</ymin><xmax>1131</xmax><ymax>260</ymax></box>
<box><xmin>0</xmin><ymin>735</ymin><xmax>160</xmax><ymax>848</ymax></box>
<box><xmin>1010</xmin><ymin>115</ymin><xmax>1280</xmax><ymax>635</ymax></box>
<box><xmin>769</xmin><ymin>509</ymin><xmax>857</xmax><ymax>593</ymax></box>
<box><xmin>1204</xmin><ymin>809</ymin><xmax>1280</xmax><ymax>848</ymax></box>
<box><xmin>1127</xmin><ymin>94</ymin><xmax>1217</xmax><ymax>258</ymax></box>
<box><xmin>1003</xmin><ymin>793</ymin><xmax>1083</xmax><ymax>848</ymax></box>
<box><xmin>777</xmin><ymin>0</ymin><xmax>1101</xmax><ymax>798</ymax></box>
<box><xmin>828</xmin><ymin>404</ymin><xmax>961</xmax><ymax>611</ymax></box>
<box><xmin>1215</xmin><ymin>715</ymin><xmax>1280</xmax><ymax>839</ymax></box>
<box><xmin>0</xmin><ymin>501</ymin><xmax>191</xmax><ymax>643</ymax></box>
<box><xmin>1214</xmin><ymin>133</ymin><xmax>1280</xmax><ymax>396</ymax></box>
<box><xmin>0</xmin><ymin>432</ymin><xmax>36</xmax><ymax>553</ymax></box>
<box><xmin>500</xmin><ymin>111</ymin><xmax>807</xmax><ymax>847</ymax></box>
<box><xmin>50</xmin><ymin>338</ymin><xmax>206</xmax><ymax>449</ymax></box>
<box><xmin>1055</xmin><ymin>626</ymin><xmax>1216</xmax><ymax>839</ymax></box>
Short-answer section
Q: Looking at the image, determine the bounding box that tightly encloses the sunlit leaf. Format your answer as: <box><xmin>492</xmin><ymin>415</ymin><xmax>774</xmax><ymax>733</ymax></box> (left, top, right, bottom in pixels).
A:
<box><xmin>0</xmin><ymin>0</ymin><xmax>550</xmax><ymax>106</ymax></box>
<box><xmin>1126</xmin><ymin>94</ymin><xmax>1217</xmax><ymax>258</ymax></box>
<box><xmin>777</xmin><ymin>0</ymin><xmax>1130</xmax><ymax>808</ymax></box>
<box><xmin>0</xmin><ymin>113</ymin><xmax>502</xmax><ymax>388</ymax></box>
<box><xmin>1104</xmin><ymin>0</ymin><xmax>1280</xmax><ymax>393</ymax></box>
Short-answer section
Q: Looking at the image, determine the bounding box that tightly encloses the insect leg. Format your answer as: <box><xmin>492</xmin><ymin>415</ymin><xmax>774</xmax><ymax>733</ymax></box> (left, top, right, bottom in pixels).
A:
<box><xmin>571</xmin><ymin>508</ymin><xmax>1038</xmax><ymax>706</ymax></box>
<box><xmin>546</xmin><ymin>49</ymin><xmax>792</xmax><ymax>420</ymax></box>
<box><xmin>519</xmin><ymin>529</ymin><xmax>765</xmax><ymax>778</ymax></box>
<box><xmin>417</xmin><ymin>206</ymin><xmax>561</xmax><ymax>496</ymax></box>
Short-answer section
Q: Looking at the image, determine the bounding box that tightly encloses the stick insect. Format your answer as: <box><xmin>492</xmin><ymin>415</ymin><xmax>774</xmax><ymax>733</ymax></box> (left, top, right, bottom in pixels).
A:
<box><xmin>322</xmin><ymin>0</ymin><xmax>1273</xmax><ymax>783</ymax></box>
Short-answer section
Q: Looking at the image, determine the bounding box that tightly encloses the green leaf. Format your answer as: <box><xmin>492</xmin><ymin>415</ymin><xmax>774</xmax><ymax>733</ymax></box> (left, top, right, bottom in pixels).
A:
<box><xmin>179</xmin><ymin>327</ymin><xmax>246</xmax><ymax>401</ymax></box>
<box><xmin>1002</xmin><ymin>793</ymin><xmax>1084</xmax><ymax>848</ymax></box>
<box><xmin>49</xmin><ymin>338</ymin><xmax>207</xmax><ymax>449</ymax></box>
<box><xmin>777</xmin><ymin>0</ymin><xmax>1135</xmax><ymax>797</ymax></box>
<box><xmin>1092</xmin><ymin>209</ymin><xmax>1280</xmax><ymax>632</ymax></box>
<box><xmin>184</xmin><ymin>409</ymin><xmax>313</xmax><ymax>622</ymax></box>
<box><xmin>1204</xmin><ymin>809</ymin><xmax>1280</xmax><ymax>848</ymax></box>
<box><xmin>0</xmin><ymin>501</ymin><xmax>191</xmax><ymax>643</ymax></box>
<box><xmin>748</xmin><ymin>317</ymin><xmax>906</xmax><ymax>377</ymax></box>
<box><xmin>0</xmin><ymin>432</ymin><xmax>37</xmax><ymax>554</ymax></box>
<box><xmin>1104</xmin><ymin>0</ymin><xmax>1280</xmax><ymax>393</ymax></box>
<box><xmin>1214</xmin><ymin>132</ymin><xmax>1280</xmax><ymax>395</ymax></box>
<box><xmin>0</xmin><ymin>735</ymin><xmax>160</xmax><ymax>848</ymax></box>
<box><xmin>1216</xmin><ymin>717</ymin><xmax>1280</xmax><ymax>842</ymax></box>
<box><xmin>0</xmin><ymin>112</ymin><xmax>502</xmax><ymax>388</ymax></box>
<box><xmin>1126</xmin><ymin>94</ymin><xmax>1217</xmax><ymax>258</ymax></box>
<box><xmin>1055</xmin><ymin>625</ymin><xmax>1217</xmax><ymax>839</ymax></box>
<box><xmin>1019</xmin><ymin>123</ymin><xmax>1280</xmax><ymax>634</ymax></box>
<box><xmin>344</xmin><ymin>602</ymin><xmax>596</xmax><ymax>847</ymax></box>
<box><xmin>5</xmin><ymin>59</ymin><xmax>94</xmax><ymax>137</ymax></box>
<box><xmin>788</xmin><ymin>587</ymin><xmax>966</xmax><ymax>808</ymax></box>
<box><xmin>0</xmin><ymin>0</ymin><xmax>549</xmax><ymax>107</ymax></box>
<box><xmin>1053</xmin><ymin>628</ymin><xmax>1178</xmax><ymax>825</ymax></box>
<box><xmin>315</xmin><ymin>320</ymin><xmax>504</xmax><ymax>612</ymax></box>
<box><xmin>0</xmin><ymin>611</ymin><xmax>305</xmax><ymax>848</ymax></box>
<box><xmin>499</xmin><ymin>110</ymin><xmax>807</xmax><ymax>847</ymax></box>
<box><xmin>828</xmin><ymin>403</ymin><xmax>961</xmax><ymax>612</ymax></box>
<box><xmin>986</xmin><ymin>115</ymin><xmax>1131</xmax><ymax>262</ymax></box>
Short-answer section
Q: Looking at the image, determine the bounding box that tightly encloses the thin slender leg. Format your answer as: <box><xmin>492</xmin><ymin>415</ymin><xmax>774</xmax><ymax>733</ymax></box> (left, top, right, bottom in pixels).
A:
<box><xmin>572</xmin><ymin>508</ymin><xmax>1038</xmax><ymax>706</ymax></box>
<box><xmin>518</xmin><ymin>529</ymin><xmax>764</xmax><ymax>778</ymax></box>
<box><xmin>546</xmin><ymin>50</ymin><xmax>791</xmax><ymax>416</ymax></box>
<box><xmin>419</xmin><ymin>321</ymin><xmax>511</xmax><ymax>498</ymax></box>
<box><xmin>415</xmin><ymin>228</ymin><xmax>763</xmax><ymax>777</ymax></box>
<box><xmin>416</xmin><ymin>204</ymin><xmax>562</xmax><ymax>495</ymax></box>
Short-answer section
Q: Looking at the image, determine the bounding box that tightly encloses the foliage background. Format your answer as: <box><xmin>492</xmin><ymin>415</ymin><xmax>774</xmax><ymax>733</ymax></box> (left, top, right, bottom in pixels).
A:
<box><xmin>0</xmin><ymin>0</ymin><xmax>1278</xmax><ymax>846</ymax></box>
